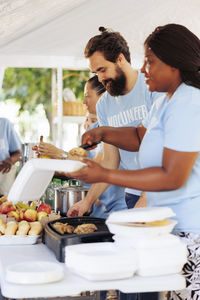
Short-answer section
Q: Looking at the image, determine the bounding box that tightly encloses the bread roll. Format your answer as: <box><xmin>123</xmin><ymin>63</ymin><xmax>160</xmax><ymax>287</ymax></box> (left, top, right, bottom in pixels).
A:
<box><xmin>0</xmin><ymin>218</ymin><xmax>6</xmax><ymax>234</ymax></box>
<box><xmin>16</xmin><ymin>220</ymin><xmax>30</xmax><ymax>236</ymax></box>
<box><xmin>69</xmin><ymin>147</ymin><xmax>87</xmax><ymax>157</ymax></box>
<box><xmin>28</xmin><ymin>221</ymin><xmax>43</xmax><ymax>236</ymax></box>
<box><xmin>5</xmin><ymin>221</ymin><xmax>18</xmax><ymax>235</ymax></box>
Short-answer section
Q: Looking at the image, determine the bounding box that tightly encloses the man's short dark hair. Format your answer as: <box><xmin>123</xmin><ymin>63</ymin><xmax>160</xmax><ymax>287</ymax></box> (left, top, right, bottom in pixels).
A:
<box><xmin>84</xmin><ymin>27</ymin><xmax>131</xmax><ymax>63</ymax></box>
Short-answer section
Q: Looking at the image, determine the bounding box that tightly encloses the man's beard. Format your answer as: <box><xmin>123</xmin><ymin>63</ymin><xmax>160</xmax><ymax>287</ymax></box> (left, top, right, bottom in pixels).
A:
<box><xmin>103</xmin><ymin>67</ymin><xmax>127</xmax><ymax>96</ymax></box>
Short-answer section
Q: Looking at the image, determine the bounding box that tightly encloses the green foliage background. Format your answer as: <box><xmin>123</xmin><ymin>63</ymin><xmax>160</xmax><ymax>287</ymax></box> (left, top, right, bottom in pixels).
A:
<box><xmin>1</xmin><ymin>68</ymin><xmax>90</xmax><ymax>138</ymax></box>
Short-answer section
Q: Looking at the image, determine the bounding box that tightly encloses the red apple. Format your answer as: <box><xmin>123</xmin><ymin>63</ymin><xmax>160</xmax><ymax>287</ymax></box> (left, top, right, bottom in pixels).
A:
<box><xmin>37</xmin><ymin>203</ymin><xmax>51</xmax><ymax>215</ymax></box>
<box><xmin>24</xmin><ymin>209</ymin><xmax>37</xmax><ymax>222</ymax></box>
<box><xmin>0</xmin><ymin>202</ymin><xmax>16</xmax><ymax>214</ymax></box>
<box><xmin>7</xmin><ymin>210</ymin><xmax>20</xmax><ymax>222</ymax></box>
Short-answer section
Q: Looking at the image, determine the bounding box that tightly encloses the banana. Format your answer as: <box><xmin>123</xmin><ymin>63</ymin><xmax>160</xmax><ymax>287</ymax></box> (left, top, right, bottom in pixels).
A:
<box><xmin>30</xmin><ymin>202</ymin><xmax>37</xmax><ymax>210</ymax></box>
<box><xmin>16</xmin><ymin>201</ymin><xmax>30</xmax><ymax>210</ymax></box>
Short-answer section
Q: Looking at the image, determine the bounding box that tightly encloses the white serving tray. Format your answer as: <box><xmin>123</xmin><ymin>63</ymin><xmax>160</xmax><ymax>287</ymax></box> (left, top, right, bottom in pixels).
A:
<box><xmin>6</xmin><ymin>261</ymin><xmax>64</xmax><ymax>284</ymax></box>
<box><xmin>0</xmin><ymin>235</ymin><xmax>40</xmax><ymax>245</ymax></box>
<box><xmin>7</xmin><ymin>158</ymin><xmax>86</xmax><ymax>204</ymax></box>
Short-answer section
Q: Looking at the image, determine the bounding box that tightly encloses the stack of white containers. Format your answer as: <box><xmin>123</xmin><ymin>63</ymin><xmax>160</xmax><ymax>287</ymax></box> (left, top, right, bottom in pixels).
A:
<box><xmin>65</xmin><ymin>207</ymin><xmax>188</xmax><ymax>281</ymax></box>
<box><xmin>107</xmin><ymin>207</ymin><xmax>187</xmax><ymax>277</ymax></box>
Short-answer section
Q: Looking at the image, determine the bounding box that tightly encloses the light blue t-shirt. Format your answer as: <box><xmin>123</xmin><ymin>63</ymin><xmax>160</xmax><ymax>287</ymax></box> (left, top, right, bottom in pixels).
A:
<box><xmin>84</xmin><ymin>122</ymin><xmax>127</xmax><ymax>219</ymax></box>
<box><xmin>0</xmin><ymin>118</ymin><xmax>21</xmax><ymax>161</ymax></box>
<box><xmin>96</xmin><ymin>71</ymin><xmax>161</xmax><ymax>196</ymax></box>
<box><xmin>140</xmin><ymin>83</ymin><xmax>200</xmax><ymax>233</ymax></box>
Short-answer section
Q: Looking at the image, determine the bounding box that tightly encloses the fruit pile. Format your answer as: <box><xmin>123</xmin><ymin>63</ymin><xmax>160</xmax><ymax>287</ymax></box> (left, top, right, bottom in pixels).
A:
<box><xmin>0</xmin><ymin>196</ymin><xmax>51</xmax><ymax>222</ymax></box>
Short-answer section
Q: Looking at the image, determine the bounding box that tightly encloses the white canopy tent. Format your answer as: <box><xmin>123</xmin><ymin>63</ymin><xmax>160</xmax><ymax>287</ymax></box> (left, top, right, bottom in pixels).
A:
<box><xmin>0</xmin><ymin>0</ymin><xmax>199</xmax><ymax>146</ymax></box>
<box><xmin>0</xmin><ymin>0</ymin><xmax>199</xmax><ymax>69</ymax></box>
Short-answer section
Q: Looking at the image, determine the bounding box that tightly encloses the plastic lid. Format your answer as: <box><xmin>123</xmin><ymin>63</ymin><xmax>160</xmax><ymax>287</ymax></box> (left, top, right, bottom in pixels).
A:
<box><xmin>7</xmin><ymin>158</ymin><xmax>86</xmax><ymax>204</ymax></box>
<box><xmin>107</xmin><ymin>207</ymin><xmax>176</xmax><ymax>223</ymax></box>
<box><xmin>6</xmin><ymin>261</ymin><xmax>64</xmax><ymax>284</ymax></box>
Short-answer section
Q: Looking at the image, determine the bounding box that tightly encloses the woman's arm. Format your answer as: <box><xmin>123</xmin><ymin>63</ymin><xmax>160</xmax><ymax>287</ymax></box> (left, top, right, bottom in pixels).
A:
<box><xmin>32</xmin><ymin>142</ymin><xmax>65</xmax><ymax>159</ymax></box>
<box><xmin>82</xmin><ymin>126</ymin><xmax>146</xmax><ymax>152</ymax></box>
<box><xmin>66</xmin><ymin>148</ymin><xmax>198</xmax><ymax>191</ymax></box>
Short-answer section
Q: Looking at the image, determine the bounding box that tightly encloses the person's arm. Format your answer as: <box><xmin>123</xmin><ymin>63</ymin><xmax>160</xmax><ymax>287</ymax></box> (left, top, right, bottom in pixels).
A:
<box><xmin>0</xmin><ymin>150</ymin><xmax>21</xmax><ymax>174</ymax></box>
<box><xmin>67</xmin><ymin>143</ymin><xmax>120</xmax><ymax>217</ymax></box>
<box><xmin>66</xmin><ymin>148</ymin><xmax>198</xmax><ymax>192</ymax></box>
<box><xmin>32</xmin><ymin>142</ymin><xmax>66</xmax><ymax>159</ymax></box>
<box><xmin>81</xmin><ymin>126</ymin><xmax>146</xmax><ymax>151</ymax></box>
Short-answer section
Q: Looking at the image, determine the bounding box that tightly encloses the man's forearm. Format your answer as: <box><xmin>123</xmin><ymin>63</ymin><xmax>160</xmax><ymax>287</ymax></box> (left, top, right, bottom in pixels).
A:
<box><xmin>102</xmin><ymin>126</ymin><xmax>140</xmax><ymax>151</ymax></box>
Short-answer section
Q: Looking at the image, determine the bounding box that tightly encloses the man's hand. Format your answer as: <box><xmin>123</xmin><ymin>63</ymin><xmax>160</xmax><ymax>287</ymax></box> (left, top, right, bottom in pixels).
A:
<box><xmin>65</xmin><ymin>158</ymin><xmax>108</xmax><ymax>184</ymax></box>
<box><xmin>81</xmin><ymin>127</ymin><xmax>104</xmax><ymax>148</ymax></box>
<box><xmin>0</xmin><ymin>158</ymin><xmax>13</xmax><ymax>173</ymax></box>
<box><xmin>67</xmin><ymin>199</ymin><xmax>92</xmax><ymax>217</ymax></box>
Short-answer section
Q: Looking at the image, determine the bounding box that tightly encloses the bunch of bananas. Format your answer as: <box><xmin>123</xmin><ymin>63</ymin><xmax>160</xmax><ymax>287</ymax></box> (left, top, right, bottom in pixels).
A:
<box><xmin>16</xmin><ymin>201</ymin><xmax>37</xmax><ymax>211</ymax></box>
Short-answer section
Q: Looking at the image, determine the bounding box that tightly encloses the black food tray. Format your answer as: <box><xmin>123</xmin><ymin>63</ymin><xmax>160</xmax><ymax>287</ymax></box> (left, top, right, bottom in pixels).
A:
<box><xmin>43</xmin><ymin>216</ymin><xmax>113</xmax><ymax>262</ymax></box>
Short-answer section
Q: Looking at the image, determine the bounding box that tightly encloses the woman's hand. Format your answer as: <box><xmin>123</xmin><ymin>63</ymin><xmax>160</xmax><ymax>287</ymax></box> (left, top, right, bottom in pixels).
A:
<box><xmin>65</xmin><ymin>158</ymin><xmax>108</xmax><ymax>184</ymax></box>
<box><xmin>67</xmin><ymin>199</ymin><xmax>91</xmax><ymax>217</ymax></box>
<box><xmin>32</xmin><ymin>142</ymin><xmax>63</xmax><ymax>159</ymax></box>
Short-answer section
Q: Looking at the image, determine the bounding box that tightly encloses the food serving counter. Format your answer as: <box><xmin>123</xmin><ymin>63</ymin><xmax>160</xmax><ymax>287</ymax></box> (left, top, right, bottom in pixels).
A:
<box><xmin>0</xmin><ymin>243</ymin><xmax>185</xmax><ymax>300</ymax></box>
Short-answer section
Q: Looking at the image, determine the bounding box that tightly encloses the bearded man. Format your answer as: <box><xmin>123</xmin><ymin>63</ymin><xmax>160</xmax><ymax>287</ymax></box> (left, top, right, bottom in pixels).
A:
<box><xmin>67</xmin><ymin>26</ymin><xmax>162</xmax><ymax>300</ymax></box>
<box><xmin>68</xmin><ymin>26</ymin><xmax>161</xmax><ymax>215</ymax></box>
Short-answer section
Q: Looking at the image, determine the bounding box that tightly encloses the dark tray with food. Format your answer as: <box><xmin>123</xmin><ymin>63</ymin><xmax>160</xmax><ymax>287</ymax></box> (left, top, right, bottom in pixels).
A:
<box><xmin>43</xmin><ymin>216</ymin><xmax>114</xmax><ymax>262</ymax></box>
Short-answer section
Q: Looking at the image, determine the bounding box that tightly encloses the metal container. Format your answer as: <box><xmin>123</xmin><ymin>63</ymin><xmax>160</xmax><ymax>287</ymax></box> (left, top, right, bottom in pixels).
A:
<box><xmin>20</xmin><ymin>142</ymin><xmax>36</xmax><ymax>168</ymax></box>
<box><xmin>55</xmin><ymin>182</ymin><xmax>89</xmax><ymax>216</ymax></box>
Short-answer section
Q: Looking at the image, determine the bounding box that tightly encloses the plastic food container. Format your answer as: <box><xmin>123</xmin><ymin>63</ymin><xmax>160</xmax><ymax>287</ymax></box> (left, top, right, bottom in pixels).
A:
<box><xmin>65</xmin><ymin>242</ymin><xmax>137</xmax><ymax>281</ymax></box>
<box><xmin>7</xmin><ymin>158</ymin><xmax>86</xmax><ymax>203</ymax></box>
<box><xmin>106</xmin><ymin>207</ymin><xmax>177</xmax><ymax>237</ymax></box>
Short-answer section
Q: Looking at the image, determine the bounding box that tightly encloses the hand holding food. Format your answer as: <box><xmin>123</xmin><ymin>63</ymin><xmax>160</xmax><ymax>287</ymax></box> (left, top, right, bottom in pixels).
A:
<box><xmin>81</xmin><ymin>127</ymin><xmax>104</xmax><ymax>148</ymax></box>
<box><xmin>36</xmin><ymin>142</ymin><xmax>64</xmax><ymax>159</ymax></box>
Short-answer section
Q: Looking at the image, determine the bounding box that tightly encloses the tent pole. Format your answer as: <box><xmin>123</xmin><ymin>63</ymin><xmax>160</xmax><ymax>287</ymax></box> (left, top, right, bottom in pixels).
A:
<box><xmin>56</xmin><ymin>68</ymin><xmax>63</xmax><ymax>148</ymax></box>
<box><xmin>51</xmin><ymin>68</ymin><xmax>57</xmax><ymax>144</ymax></box>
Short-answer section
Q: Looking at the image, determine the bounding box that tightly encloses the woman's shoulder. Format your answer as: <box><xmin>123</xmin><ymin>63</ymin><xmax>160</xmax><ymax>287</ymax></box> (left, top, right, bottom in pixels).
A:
<box><xmin>176</xmin><ymin>83</ymin><xmax>200</xmax><ymax>99</ymax></box>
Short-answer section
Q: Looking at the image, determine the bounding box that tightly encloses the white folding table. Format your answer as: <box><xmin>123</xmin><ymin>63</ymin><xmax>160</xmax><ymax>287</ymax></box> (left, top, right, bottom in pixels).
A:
<box><xmin>0</xmin><ymin>243</ymin><xmax>185</xmax><ymax>299</ymax></box>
